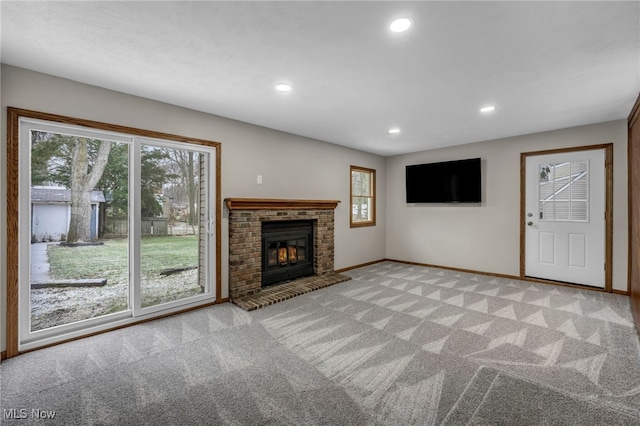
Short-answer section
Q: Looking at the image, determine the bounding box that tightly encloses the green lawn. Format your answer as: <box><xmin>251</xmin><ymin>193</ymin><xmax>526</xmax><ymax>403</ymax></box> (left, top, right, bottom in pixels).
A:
<box><xmin>48</xmin><ymin>236</ymin><xmax>198</xmax><ymax>283</ymax></box>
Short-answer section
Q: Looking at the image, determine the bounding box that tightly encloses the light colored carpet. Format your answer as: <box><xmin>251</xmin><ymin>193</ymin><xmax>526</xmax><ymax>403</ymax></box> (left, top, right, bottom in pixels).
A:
<box><xmin>2</xmin><ymin>261</ymin><xmax>640</xmax><ymax>425</ymax></box>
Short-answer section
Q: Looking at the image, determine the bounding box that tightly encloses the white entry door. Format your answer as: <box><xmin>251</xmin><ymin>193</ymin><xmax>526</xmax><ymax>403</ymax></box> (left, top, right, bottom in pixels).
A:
<box><xmin>525</xmin><ymin>149</ymin><xmax>605</xmax><ymax>288</ymax></box>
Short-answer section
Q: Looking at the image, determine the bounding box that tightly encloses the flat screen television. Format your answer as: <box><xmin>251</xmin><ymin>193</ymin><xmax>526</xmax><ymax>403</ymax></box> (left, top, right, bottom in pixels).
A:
<box><xmin>406</xmin><ymin>158</ymin><xmax>481</xmax><ymax>203</ymax></box>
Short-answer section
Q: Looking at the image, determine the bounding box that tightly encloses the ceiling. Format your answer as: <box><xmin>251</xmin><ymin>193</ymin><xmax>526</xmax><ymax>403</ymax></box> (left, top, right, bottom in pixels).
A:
<box><xmin>1</xmin><ymin>1</ymin><xmax>639</xmax><ymax>156</ymax></box>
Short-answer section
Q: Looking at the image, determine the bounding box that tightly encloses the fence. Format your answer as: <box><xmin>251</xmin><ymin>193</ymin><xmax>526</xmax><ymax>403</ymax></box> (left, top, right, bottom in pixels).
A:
<box><xmin>103</xmin><ymin>218</ymin><xmax>168</xmax><ymax>237</ymax></box>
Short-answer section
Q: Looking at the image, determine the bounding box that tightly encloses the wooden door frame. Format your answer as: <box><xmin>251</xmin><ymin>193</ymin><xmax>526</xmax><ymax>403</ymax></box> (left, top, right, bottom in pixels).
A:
<box><xmin>627</xmin><ymin>93</ymin><xmax>640</xmax><ymax>330</ymax></box>
<box><xmin>5</xmin><ymin>107</ymin><xmax>223</xmax><ymax>359</ymax></box>
<box><xmin>520</xmin><ymin>144</ymin><xmax>613</xmax><ymax>292</ymax></box>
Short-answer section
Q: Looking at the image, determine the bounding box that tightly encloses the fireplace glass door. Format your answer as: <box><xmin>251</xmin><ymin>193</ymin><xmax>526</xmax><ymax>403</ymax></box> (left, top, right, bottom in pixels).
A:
<box><xmin>267</xmin><ymin>239</ymin><xmax>307</xmax><ymax>267</ymax></box>
<box><xmin>262</xmin><ymin>221</ymin><xmax>314</xmax><ymax>286</ymax></box>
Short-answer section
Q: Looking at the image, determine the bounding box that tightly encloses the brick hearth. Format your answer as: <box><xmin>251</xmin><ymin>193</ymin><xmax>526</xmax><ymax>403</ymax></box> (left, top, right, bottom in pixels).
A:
<box><xmin>231</xmin><ymin>272</ymin><xmax>350</xmax><ymax>311</ymax></box>
<box><xmin>225</xmin><ymin>198</ymin><xmax>350</xmax><ymax>306</ymax></box>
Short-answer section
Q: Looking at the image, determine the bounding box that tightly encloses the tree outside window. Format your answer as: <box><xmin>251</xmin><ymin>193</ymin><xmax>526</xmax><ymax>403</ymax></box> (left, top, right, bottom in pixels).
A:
<box><xmin>350</xmin><ymin>165</ymin><xmax>376</xmax><ymax>227</ymax></box>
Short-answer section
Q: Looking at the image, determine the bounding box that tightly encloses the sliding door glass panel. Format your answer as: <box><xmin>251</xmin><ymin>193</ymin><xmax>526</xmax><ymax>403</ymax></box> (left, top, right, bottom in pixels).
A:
<box><xmin>17</xmin><ymin>115</ymin><xmax>218</xmax><ymax>352</ymax></box>
<box><xmin>29</xmin><ymin>130</ymin><xmax>130</xmax><ymax>331</ymax></box>
<box><xmin>139</xmin><ymin>145</ymin><xmax>207</xmax><ymax>308</ymax></box>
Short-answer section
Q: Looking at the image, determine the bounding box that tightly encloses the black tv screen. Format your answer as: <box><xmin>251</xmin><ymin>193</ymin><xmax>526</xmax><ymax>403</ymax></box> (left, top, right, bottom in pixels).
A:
<box><xmin>406</xmin><ymin>158</ymin><xmax>481</xmax><ymax>203</ymax></box>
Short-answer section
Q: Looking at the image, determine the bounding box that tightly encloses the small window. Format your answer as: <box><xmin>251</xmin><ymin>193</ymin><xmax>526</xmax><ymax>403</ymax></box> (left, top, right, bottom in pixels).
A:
<box><xmin>350</xmin><ymin>165</ymin><xmax>376</xmax><ymax>227</ymax></box>
<box><xmin>538</xmin><ymin>160</ymin><xmax>589</xmax><ymax>222</ymax></box>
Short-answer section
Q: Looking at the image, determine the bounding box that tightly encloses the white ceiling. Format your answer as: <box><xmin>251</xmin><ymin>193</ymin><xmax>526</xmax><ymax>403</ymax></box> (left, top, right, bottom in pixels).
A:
<box><xmin>1</xmin><ymin>1</ymin><xmax>639</xmax><ymax>156</ymax></box>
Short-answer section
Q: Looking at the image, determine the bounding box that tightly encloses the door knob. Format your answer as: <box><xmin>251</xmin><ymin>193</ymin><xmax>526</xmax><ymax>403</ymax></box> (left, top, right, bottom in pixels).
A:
<box><xmin>527</xmin><ymin>222</ymin><xmax>533</xmax><ymax>226</ymax></box>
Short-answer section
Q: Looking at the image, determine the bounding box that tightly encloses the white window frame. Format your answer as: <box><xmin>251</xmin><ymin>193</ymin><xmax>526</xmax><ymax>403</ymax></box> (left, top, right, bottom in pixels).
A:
<box><xmin>9</xmin><ymin>111</ymin><xmax>220</xmax><ymax>354</ymax></box>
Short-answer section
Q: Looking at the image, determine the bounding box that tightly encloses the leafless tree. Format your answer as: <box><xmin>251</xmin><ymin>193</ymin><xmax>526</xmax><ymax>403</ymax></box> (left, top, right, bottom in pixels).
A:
<box><xmin>67</xmin><ymin>138</ymin><xmax>112</xmax><ymax>242</ymax></box>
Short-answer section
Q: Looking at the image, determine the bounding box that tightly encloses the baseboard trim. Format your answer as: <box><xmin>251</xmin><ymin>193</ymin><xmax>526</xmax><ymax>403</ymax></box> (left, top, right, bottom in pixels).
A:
<box><xmin>386</xmin><ymin>258</ymin><xmax>521</xmax><ymax>281</ymax></box>
<box><xmin>385</xmin><ymin>259</ymin><xmax>621</xmax><ymax>294</ymax></box>
<box><xmin>613</xmin><ymin>289</ymin><xmax>630</xmax><ymax>296</ymax></box>
<box><xmin>335</xmin><ymin>259</ymin><xmax>386</xmax><ymax>273</ymax></box>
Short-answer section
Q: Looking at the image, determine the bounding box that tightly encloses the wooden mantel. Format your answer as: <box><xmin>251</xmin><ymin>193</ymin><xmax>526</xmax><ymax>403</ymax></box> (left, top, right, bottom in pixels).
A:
<box><xmin>225</xmin><ymin>198</ymin><xmax>340</xmax><ymax>211</ymax></box>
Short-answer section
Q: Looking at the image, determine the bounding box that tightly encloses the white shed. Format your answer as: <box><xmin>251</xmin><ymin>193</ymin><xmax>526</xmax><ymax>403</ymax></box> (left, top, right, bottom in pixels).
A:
<box><xmin>31</xmin><ymin>186</ymin><xmax>105</xmax><ymax>242</ymax></box>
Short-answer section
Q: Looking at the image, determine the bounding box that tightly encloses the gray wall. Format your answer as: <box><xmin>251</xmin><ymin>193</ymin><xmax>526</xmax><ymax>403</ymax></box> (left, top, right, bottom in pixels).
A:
<box><xmin>0</xmin><ymin>64</ymin><xmax>630</xmax><ymax>355</ymax></box>
<box><xmin>386</xmin><ymin>120</ymin><xmax>628</xmax><ymax>291</ymax></box>
<box><xmin>0</xmin><ymin>65</ymin><xmax>387</xmax><ymax>352</ymax></box>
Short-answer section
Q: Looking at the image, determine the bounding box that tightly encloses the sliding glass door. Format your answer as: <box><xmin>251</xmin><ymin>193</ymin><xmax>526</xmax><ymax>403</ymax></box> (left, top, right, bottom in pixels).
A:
<box><xmin>135</xmin><ymin>141</ymin><xmax>213</xmax><ymax>315</ymax></box>
<box><xmin>17</xmin><ymin>116</ymin><xmax>218</xmax><ymax>351</ymax></box>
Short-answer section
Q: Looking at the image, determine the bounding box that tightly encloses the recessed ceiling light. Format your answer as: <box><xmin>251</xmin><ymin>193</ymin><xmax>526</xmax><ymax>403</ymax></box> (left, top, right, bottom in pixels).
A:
<box><xmin>388</xmin><ymin>128</ymin><xmax>401</xmax><ymax>134</ymax></box>
<box><xmin>480</xmin><ymin>105</ymin><xmax>496</xmax><ymax>113</ymax></box>
<box><xmin>276</xmin><ymin>83</ymin><xmax>292</xmax><ymax>93</ymax></box>
<box><xmin>390</xmin><ymin>18</ymin><xmax>412</xmax><ymax>33</ymax></box>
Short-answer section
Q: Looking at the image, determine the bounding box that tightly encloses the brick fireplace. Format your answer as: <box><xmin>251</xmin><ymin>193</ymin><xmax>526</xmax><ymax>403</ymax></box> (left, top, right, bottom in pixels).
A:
<box><xmin>225</xmin><ymin>198</ymin><xmax>347</xmax><ymax>302</ymax></box>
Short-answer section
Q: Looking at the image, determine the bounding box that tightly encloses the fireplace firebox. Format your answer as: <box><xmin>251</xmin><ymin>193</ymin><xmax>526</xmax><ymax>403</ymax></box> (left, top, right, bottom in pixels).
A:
<box><xmin>262</xmin><ymin>220</ymin><xmax>314</xmax><ymax>286</ymax></box>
